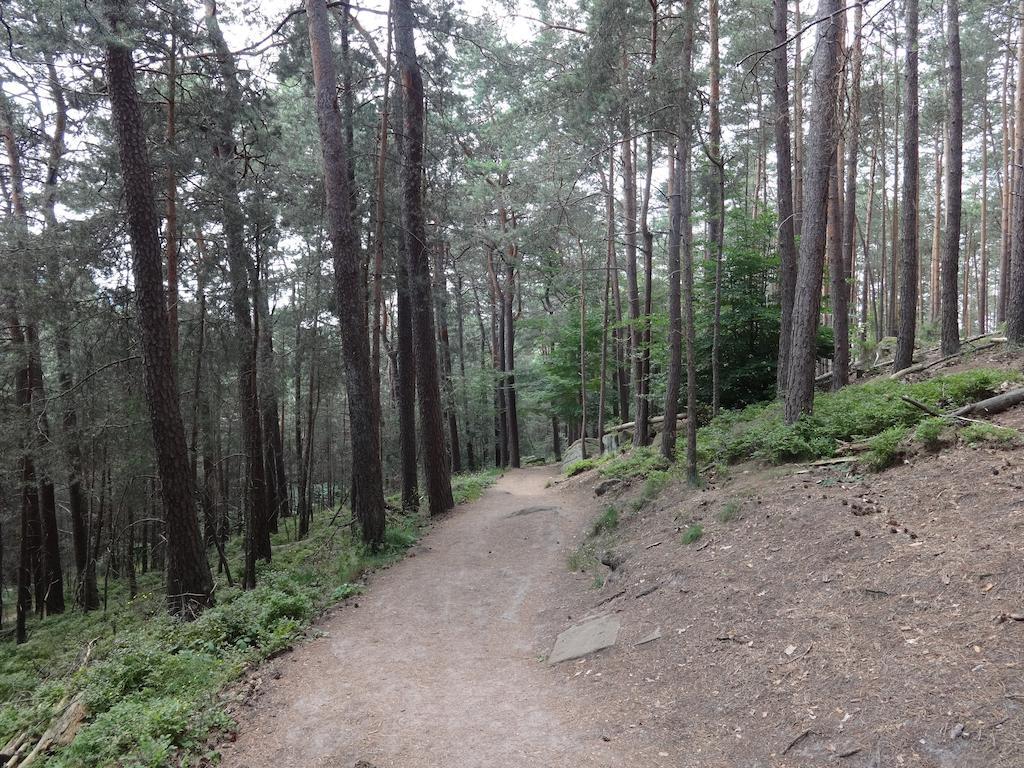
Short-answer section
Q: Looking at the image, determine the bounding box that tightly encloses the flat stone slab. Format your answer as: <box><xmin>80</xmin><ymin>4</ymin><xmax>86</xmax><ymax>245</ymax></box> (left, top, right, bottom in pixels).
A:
<box><xmin>549</xmin><ymin>614</ymin><xmax>621</xmax><ymax>664</ymax></box>
<box><xmin>635</xmin><ymin>627</ymin><xmax>662</xmax><ymax>646</ymax></box>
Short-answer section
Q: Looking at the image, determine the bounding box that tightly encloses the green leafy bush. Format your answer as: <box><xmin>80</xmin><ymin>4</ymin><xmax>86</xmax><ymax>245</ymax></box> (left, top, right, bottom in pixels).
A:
<box><xmin>1</xmin><ymin>510</ymin><xmax>423</xmax><ymax>768</ymax></box>
<box><xmin>681</xmin><ymin>524</ymin><xmax>704</xmax><ymax>544</ymax></box>
<box><xmin>960</xmin><ymin>423</ymin><xmax>1020</xmax><ymax>445</ymax></box>
<box><xmin>696</xmin><ymin>369</ymin><xmax>1016</xmax><ymax>467</ymax></box>
<box><xmin>564</xmin><ymin>458</ymin><xmax>596</xmax><ymax>477</ymax></box>
<box><xmin>914</xmin><ymin>416</ymin><xmax>947</xmax><ymax>450</ymax></box>
<box><xmin>451</xmin><ymin>468</ymin><xmax>502</xmax><ymax>504</ymax></box>
<box><xmin>591</xmin><ymin>506</ymin><xmax>619</xmax><ymax>536</ymax></box>
<box><xmin>598</xmin><ymin>446</ymin><xmax>669</xmax><ymax>480</ymax></box>
<box><xmin>864</xmin><ymin>427</ymin><xmax>908</xmax><ymax>471</ymax></box>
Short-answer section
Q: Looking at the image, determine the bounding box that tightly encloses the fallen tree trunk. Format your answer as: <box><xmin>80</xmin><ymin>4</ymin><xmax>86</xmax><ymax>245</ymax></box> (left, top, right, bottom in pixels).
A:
<box><xmin>891</xmin><ymin>338</ymin><xmax>1006</xmax><ymax>380</ymax></box>
<box><xmin>950</xmin><ymin>387</ymin><xmax>1024</xmax><ymax>417</ymax></box>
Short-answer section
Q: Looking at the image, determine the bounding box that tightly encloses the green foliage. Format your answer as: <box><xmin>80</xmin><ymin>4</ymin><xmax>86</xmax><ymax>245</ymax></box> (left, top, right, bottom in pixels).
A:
<box><xmin>960</xmin><ymin>423</ymin><xmax>1020</xmax><ymax>445</ymax></box>
<box><xmin>696</xmin><ymin>369</ymin><xmax>1016</xmax><ymax>467</ymax></box>
<box><xmin>451</xmin><ymin>468</ymin><xmax>502</xmax><ymax>504</ymax></box>
<box><xmin>681</xmin><ymin>524</ymin><xmax>704</xmax><ymax>545</ymax></box>
<box><xmin>564</xmin><ymin>458</ymin><xmax>597</xmax><ymax>477</ymax></box>
<box><xmin>591</xmin><ymin>506</ymin><xmax>620</xmax><ymax>536</ymax></box>
<box><xmin>0</xmin><ymin>511</ymin><xmax>423</xmax><ymax>768</ymax></box>
<box><xmin>567</xmin><ymin>544</ymin><xmax>598</xmax><ymax>573</ymax></box>
<box><xmin>864</xmin><ymin>427</ymin><xmax>908</xmax><ymax>471</ymax></box>
<box><xmin>598</xmin><ymin>446</ymin><xmax>670</xmax><ymax>480</ymax></box>
<box><xmin>718</xmin><ymin>500</ymin><xmax>741</xmax><ymax>523</ymax></box>
<box><xmin>641</xmin><ymin>469</ymin><xmax>672</xmax><ymax>501</ymax></box>
<box><xmin>914</xmin><ymin>417</ymin><xmax>947</xmax><ymax>450</ymax></box>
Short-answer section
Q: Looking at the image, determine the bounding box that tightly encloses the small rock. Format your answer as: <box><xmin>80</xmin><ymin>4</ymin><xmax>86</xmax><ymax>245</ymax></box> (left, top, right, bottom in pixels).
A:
<box><xmin>594</xmin><ymin>478</ymin><xmax>622</xmax><ymax>497</ymax></box>
<box><xmin>950</xmin><ymin>723</ymin><xmax>965</xmax><ymax>740</ymax></box>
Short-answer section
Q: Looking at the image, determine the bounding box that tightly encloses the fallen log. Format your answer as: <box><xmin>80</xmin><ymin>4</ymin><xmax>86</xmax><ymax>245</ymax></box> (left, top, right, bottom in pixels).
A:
<box><xmin>891</xmin><ymin>338</ymin><xmax>1007</xmax><ymax>380</ymax></box>
<box><xmin>950</xmin><ymin>387</ymin><xmax>1024</xmax><ymax>418</ymax></box>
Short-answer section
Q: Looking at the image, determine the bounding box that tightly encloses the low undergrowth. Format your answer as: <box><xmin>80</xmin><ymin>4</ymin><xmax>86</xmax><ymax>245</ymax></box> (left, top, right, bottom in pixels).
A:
<box><xmin>0</xmin><ymin>468</ymin><xmax>504</xmax><ymax>767</ymax></box>
<box><xmin>697</xmin><ymin>369</ymin><xmax>1018</xmax><ymax>469</ymax></box>
<box><xmin>451</xmin><ymin>467</ymin><xmax>502</xmax><ymax>504</ymax></box>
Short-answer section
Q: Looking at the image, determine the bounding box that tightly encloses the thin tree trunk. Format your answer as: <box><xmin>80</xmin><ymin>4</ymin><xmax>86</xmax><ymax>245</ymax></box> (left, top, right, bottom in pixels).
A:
<box><xmin>930</xmin><ymin>131</ymin><xmax>945</xmax><ymax>324</ymax></box>
<box><xmin>774</xmin><ymin>0</ymin><xmax>798</xmax><ymax>395</ymax></box>
<box><xmin>941</xmin><ymin>0</ymin><xmax>963</xmax><ymax>354</ymax></box>
<box><xmin>709</xmin><ymin>0</ymin><xmax>725</xmax><ymax>413</ymax></box>
<box><xmin>662</xmin><ymin>0</ymin><xmax>695</xmax><ymax>464</ymax></box>
<box><xmin>894</xmin><ymin>0</ymin><xmax>921</xmax><ymax>370</ymax></box>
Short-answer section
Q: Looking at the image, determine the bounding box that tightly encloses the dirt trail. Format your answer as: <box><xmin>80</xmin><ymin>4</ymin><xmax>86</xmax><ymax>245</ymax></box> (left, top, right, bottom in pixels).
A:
<box><xmin>220</xmin><ymin>468</ymin><xmax>634</xmax><ymax>768</ymax></box>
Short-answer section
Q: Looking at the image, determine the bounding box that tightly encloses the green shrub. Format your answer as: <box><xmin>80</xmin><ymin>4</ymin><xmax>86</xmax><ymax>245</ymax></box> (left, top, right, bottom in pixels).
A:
<box><xmin>591</xmin><ymin>506</ymin><xmax>619</xmax><ymax>536</ymax></box>
<box><xmin>960</xmin><ymin>423</ymin><xmax>1020</xmax><ymax>445</ymax></box>
<box><xmin>451</xmin><ymin>468</ymin><xmax>502</xmax><ymax>503</ymax></box>
<box><xmin>0</xmin><ymin>509</ymin><xmax>423</xmax><ymax>768</ymax></box>
<box><xmin>864</xmin><ymin>426</ymin><xmax>908</xmax><ymax>471</ymax></box>
<box><xmin>696</xmin><ymin>369</ymin><xmax>1017</xmax><ymax>468</ymax></box>
<box><xmin>564</xmin><ymin>458</ymin><xmax>596</xmax><ymax>477</ymax></box>
<box><xmin>641</xmin><ymin>469</ymin><xmax>672</xmax><ymax>500</ymax></box>
<box><xmin>598</xmin><ymin>446</ymin><xmax>670</xmax><ymax>480</ymax></box>
<box><xmin>718</xmin><ymin>500</ymin><xmax>741</xmax><ymax>523</ymax></box>
<box><xmin>914</xmin><ymin>416</ymin><xmax>947</xmax><ymax>450</ymax></box>
<box><xmin>681</xmin><ymin>524</ymin><xmax>704</xmax><ymax>544</ymax></box>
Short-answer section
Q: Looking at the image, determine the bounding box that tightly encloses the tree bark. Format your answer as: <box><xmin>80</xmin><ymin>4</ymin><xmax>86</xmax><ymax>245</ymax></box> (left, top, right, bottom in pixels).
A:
<box><xmin>774</xmin><ymin>0</ymin><xmax>798</xmax><ymax>396</ymax></box>
<box><xmin>940</xmin><ymin>0</ymin><xmax>962</xmax><ymax>354</ymax></box>
<box><xmin>104</xmin><ymin>0</ymin><xmax>214</xmax><ymax>616</ymax></box>
<box><xmin>894</xmin><ymin>0</ymin><xmax>921</xmax><ymax>370</ymax></box>
<box><xmin>395</xmin><ymin>0</ymin><xmax>455</xmax><ymax>513</ymax></box>
<box><xmin>306</xmin><ymin>0</ymin><xmax>387</xmax><ymax>542</ymax></box>
<box><xmin>783</xmin><ymin>0</ymin><xmax>842</xmax><ymax>422</ymax></box>
<box><xmin>662</xmin><ymin>0</ymin><xmax>695</xmax><ymax>465</ymax></box>
<box><xmin>204</xmin><ymin>1</ymin><xmax>272</xmax><ymax>583</ymax></box>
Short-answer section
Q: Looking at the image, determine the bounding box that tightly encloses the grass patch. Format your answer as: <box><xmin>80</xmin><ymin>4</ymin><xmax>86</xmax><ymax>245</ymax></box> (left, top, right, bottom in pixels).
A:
<box><xmin>451</xmin><ymin>467</ymin><xmax>502</xmax><ymax>504</ymax></box>
<box><xmin>681</xmin><ymin>524</ymin><xmax>704</xmax><ymax>545</ymax></box>
<box><xmin>0</xmin><ymin>511</ymin><xmax>424</xmax><ymax>767</ymax></box>
<box><xmin>567</xmin><ymin>544</ymin><xmax>598</xmax><ymax>573</ymax></box>
<box><xmin>564</xmin><ymin>458</ymin><xmax>597</xmax><ymax>477</ymax></box>
<box><xmin>591</xmin><ymin>506</ymin><xmax>620</xmax><ymax>536</ymax></box>
<box><xmin>864</xmin><ymin>426</ymin><xmax>908</xmax><ymax>471</ymax></box>
<box><xmin>960</xmin><ymin>422</ymin><xmax>1020</xmax><ymax>445</ymax></box>
<box><xmin>641</xmin><ymin>469</ymin><xmax>672</xmax><ymax>500</ymax></box>
<box><xmin>697</xmin><ymin>369</ymin><xmax>1017</xmax><ymax>467</ymax></box>
<box><xmin>914</xmin><ymin>416</ymin><xmax>947</xmax><ymax>450</ymax></box>
<box><xmin>717</xmin><ymin>500</ymin><xmax>741</xmax><ymax>523</ymax></box>
<box><xmin>598</xmin><ymin>446</ymin><xmax>670</xmax><ymax>480</ymax></box>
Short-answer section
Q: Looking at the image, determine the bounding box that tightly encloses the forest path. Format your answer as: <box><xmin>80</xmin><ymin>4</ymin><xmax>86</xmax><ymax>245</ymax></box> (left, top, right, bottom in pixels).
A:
<box><xmin>219</xmin><ymin>467</ymin><xmax>629</xmax><ymax>768</ymax></box>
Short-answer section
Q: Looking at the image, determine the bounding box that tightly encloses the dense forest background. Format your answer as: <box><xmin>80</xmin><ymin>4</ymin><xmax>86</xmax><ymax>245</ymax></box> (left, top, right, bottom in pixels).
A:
<box><xmin>0</xmin><ymin>0</ymin><xmax>1019</xmax><ymax>635</ymax></box>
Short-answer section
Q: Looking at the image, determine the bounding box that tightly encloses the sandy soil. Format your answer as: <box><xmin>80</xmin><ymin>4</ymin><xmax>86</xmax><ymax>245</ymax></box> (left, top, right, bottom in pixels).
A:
<box><xmin>218</xmin><ymin>467</ymin><xmax>650</xmax><ymax>768</ymax></box>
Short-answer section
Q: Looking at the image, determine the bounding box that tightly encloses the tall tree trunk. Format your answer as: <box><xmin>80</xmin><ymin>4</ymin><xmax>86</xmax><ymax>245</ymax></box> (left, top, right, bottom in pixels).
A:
<box><xmin>930</xmin><ymin>131</ymin><xmax>945</xmax><ymax>324</ymax></box>
<box><xmin>981</xmin><ymin>99</ymin><xmax>989</xmax><ymax>333</ymax></box>
<box><xmin>1007</xmin><ymin>0</ymin><xmax>1024</xmax><ymax>342</ymax></box>
<box><xmin>395</xmin><ymin>0</ymin><xmax>455</xmax><ymax>513</ymax></box>
<box><xmin>502</xmin><ymin>261</ymin><xmax>521</xmax><ymax>467</ymax></box>
<box><xmin>164</xmin><ymin>23</ymin><xmax>179</xmax><ymax>356</ymax></box>
<box><xmin>620</xmin><ymin>88</ymin><xmax>644</xmax><ymax>445</ymax></box>
<box><xmin>774</xmin><ymin>0</ymin><xmax>798</xmax><ymax>395</ymax></box>
<box><xmin>894</xmin><ymin>0</ymin><xmax>921</xmax><ymax>370</ymax></box>
<box><xmin>103</xmin><ymin>0</ymin><xmax>214</xmax><ymax>616</ymax></box>
<box><xmin>836</xmin><ymin>0</ymin><xmax>863</xmax><ymax>389</ymax></box>
<box><xmin>941</xmin><ymin>0</ymin><xmax>963</xmax><ymax>354</ymax></box>
<box><xmin>1000</xmin><ymin>44</ymin><xmax>1013</xmax><ymax>323</ymax></box>
<box><xmin>307</xmin><ymin>0</ymin><xmax>388</xmax><ymax>542</ymax></box>
<box><xmin>783</xmin><ymin>0</ymin><xmax>842</xmax><ymax>422</ymax></box>
<box><xmin>709</xmin><ymin>0</ymin><xmax>725</xmax><ymax>413</ymax></box>
<box><xmin>204</xmin><ymin>2</ymin><xmax>271</xmax><ymax>584</ymax></box>
<box><xmin>793</xmin><ymin>0</ymin><xmax>804</xmax><ymax>235</ymax></box>
<box><xmin>434</xmin><ymin>244</ymin><xmax>462</xmax><ymax>472</ymax></box>
<box><xmin>662</xmin><ymin>0</ymin><xmax>695</xmax><ymax>465</ymax></box>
